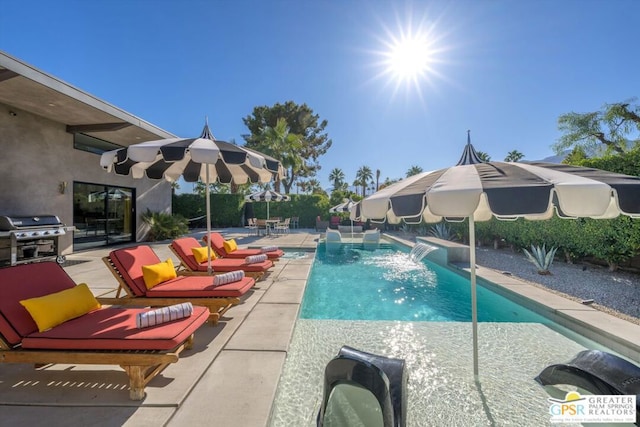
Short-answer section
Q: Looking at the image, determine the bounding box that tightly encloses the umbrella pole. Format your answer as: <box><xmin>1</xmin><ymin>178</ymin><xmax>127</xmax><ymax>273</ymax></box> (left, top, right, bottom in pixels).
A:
<box><xmin>206</xmin><ymin>168</ymin><xmax>212</xmax><ymax>274</ymax></box>
<box><xmin>469</xmin><ymin>216</ymin><xmax>479</xmax><ymax>379</ymax></box>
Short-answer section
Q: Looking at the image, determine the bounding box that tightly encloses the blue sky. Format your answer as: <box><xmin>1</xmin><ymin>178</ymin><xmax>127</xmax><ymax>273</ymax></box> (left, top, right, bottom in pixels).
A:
<box><xmin>2</xmin><ymin>0</ymin><xmax>638</xmax><ymax>193</ymax></box>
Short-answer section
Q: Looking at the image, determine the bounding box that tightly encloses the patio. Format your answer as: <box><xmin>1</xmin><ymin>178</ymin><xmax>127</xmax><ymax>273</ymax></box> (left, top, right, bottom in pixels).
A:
<box><xmin>0</xmin><ymin>228</ymin><xmax>637</xmax><ymax>426</ymax></box>
<box><xmin>0</xmin><ymin>228</ymin><xmax>318</xmax><ymax>426</ymax></box>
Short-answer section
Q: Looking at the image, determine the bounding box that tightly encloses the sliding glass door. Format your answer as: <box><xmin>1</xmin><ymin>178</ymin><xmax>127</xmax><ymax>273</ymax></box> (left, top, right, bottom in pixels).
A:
<box><xmin>73</xmin><ymin>182</ymin><xmax>135</xmax><ymax>250</ymax></box>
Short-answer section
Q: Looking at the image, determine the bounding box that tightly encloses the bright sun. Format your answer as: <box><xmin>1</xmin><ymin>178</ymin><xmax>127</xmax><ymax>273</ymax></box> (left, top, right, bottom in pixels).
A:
<box><xmin>386</xmin><ymin>35</ymin><xmax>433</xmax><ymax>82</ymax></box>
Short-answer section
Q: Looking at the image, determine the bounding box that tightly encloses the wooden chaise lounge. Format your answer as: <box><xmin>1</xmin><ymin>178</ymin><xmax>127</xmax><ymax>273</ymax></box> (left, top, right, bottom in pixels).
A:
<box><xmin>203</xmin><ymin>232</ymin><xmax>284</xmax><ymax>260</ymax></box>
<box><xmin>0</xmin><ymin>262</ymin><xmax>209</xmax><ymax>400</ymax></box>
<box><xmin>101</xmin><ymin>245</ymin><xmax>256</xmax><ymax>323</ymax></box>
<box><xmin>169</xmin><ymin>237</ymin><xmax>273</xmax><ymax>281</ymax></box>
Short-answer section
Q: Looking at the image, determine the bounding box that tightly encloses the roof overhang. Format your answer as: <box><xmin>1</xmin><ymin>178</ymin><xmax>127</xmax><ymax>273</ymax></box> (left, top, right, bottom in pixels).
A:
<box><xmin>0</xmin><ymin>50</ymin><xmax>176</xmax><ymax>146</ymax></box>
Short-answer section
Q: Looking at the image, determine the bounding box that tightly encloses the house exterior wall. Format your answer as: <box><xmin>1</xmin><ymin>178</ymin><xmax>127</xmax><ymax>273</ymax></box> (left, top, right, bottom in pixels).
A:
<box><xmin>0</xmin><ymin>102</ymin><xmax>171</xmax><ymax>255</ymax></box>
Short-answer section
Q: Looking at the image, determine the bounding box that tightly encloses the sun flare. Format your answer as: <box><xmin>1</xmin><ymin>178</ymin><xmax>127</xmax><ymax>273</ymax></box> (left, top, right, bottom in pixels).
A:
<box><xmin>367</xmin><ymin>12</ymin><xmax>451</xmax><ymax>103</ymax></box>
<box><xmin>386</xmin><ymin>35</ymin><xmax>434</xmax><ymax>82</ymax></box>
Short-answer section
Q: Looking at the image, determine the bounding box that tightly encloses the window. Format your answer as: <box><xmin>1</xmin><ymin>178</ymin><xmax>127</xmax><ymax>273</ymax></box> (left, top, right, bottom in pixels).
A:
<box><xmin>73</xmin><ymin>133</ymin><xmax>122</xmax><ymax>155</ymax></box>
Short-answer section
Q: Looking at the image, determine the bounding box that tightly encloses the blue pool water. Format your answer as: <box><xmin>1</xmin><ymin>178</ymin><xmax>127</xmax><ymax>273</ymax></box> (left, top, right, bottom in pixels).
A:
<box><xmin>300</xmin><ymin>243</ymin><xmax>548</xmax><ymax>323</ymax></box>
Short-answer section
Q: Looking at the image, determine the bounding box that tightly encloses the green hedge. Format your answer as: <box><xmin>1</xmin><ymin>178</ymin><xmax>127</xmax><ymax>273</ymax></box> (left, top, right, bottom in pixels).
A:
<box><xmin>172</xmin><ymin>193</ymin><xmax>331</xmax><ymax>229</ymax></box>
<box><xmin>447</xmin><ymin>216</ymin><xmax>640</xmax><ymax>271</ymax></box>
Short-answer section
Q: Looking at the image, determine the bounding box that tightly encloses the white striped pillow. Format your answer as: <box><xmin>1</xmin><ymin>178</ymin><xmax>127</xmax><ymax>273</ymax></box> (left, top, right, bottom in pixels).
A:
<box><xmin>245</xmin><ymin>254</ymin><xmax>268</xmax><ymax>264</ymax></box>
<box><xmin>261</xmin><ymin>245</ymin><xmax>279</xmax><ymax>253</ymax></box>
<box><xmin>213</xmin><ymin>270</ymin><xmax>245</xmax><ymax>287</ymax></box>
<box><xmin>136</xmin><ymin>302</ymin><xmax>193</xmax><ymax>329</ymax></box>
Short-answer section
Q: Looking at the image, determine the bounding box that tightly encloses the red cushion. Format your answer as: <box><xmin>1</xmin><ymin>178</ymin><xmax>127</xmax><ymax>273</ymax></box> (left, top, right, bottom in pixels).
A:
<box><xmin>146</xmin><ymin>275</ymin><xmax>255</xmax><ymax>298</ymax></box>
<box><xmin>109</xmin><ymin>245</ymin><xmax>163</xmax><ymax>296</ymax></box>
<box><xmin>172</xmin><ymin>238</ymin><xmax>273</xmax><ymax>272</ymax></box>
<box><xmin>170</xmin><ymin>237</ymin><xmax>205</xmax><ymax>271</ymax></box>
<box><xmin>0</xmin><ymin>262</ymin><xmax>77</xmax><ymax>341</ymax></box>
<box><xmin>21</xmin><ymin>306</ymin><xmax>209</xmax><ymax>351</ymax></box>
<box><xmin>204</xmin><ymin>233</ymin><xmax>228</xmax><ymax>257</ymax></box>
<box><xmin>206</xmin><ymin>246</ymin><xmax>284</xmax><ymax>259</ymax></box>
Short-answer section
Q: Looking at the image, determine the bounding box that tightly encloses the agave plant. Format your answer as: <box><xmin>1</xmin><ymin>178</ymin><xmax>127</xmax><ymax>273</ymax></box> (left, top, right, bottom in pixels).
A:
<box><xmin>522</xmin><ymin>244</ymin><xmax>558</xmax><ymax>275</ymax></box>
<box><xmin>429</xmin><ymin>223</ymin><xmax>457</xmax><ymax>241</ymax></box>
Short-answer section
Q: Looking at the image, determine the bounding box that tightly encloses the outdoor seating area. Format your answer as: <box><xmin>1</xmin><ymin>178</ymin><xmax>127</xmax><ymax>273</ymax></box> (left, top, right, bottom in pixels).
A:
<box><xmin>0</xmin><ymin>228</ymin><xmax>638</xmax><ymax>426</ymax></box>
<box><xmin>203</xmin><ymin>232</ymin><xmax>285</xmax><ymax>260</ymax></box>
<box><xmin>169</xmin><ymin>237</ymin><xmax>273</xmax><ymax>280</ymax></box>
<box><xmin>0</xmin><ymin>261</ymin><xmax>210</xmax><ymax>400</ymax></box>
<box><xmin>102</xmin><ymin>244</ymin><xmax>257</xmax><ymax>322</ymax></box>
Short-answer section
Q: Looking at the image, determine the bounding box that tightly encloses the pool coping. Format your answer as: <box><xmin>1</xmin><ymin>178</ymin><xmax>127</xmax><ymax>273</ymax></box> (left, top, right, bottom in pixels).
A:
<box><xmin>386</xmin><ymin>233</ymin><xmax>640</xmax><ymax>362</ymax></box>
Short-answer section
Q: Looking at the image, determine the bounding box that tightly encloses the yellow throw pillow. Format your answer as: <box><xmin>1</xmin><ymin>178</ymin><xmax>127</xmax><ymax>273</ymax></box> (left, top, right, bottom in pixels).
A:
<box><xmin>141</xmin><ymin>258</ymin><xmax>177</xmax><ymax>289</ymax></box>
<box><xmin>192</xmin><ymin>246</ymin><xmax>216</xmax><ymax>264</ymax></box>
<box><xmin>223</xmin><ymin>239</ymin><xmax>238</xmax><ymax>253</ymax></box>
<box><xmin>20</xmin><ymin>283</ymin><xmax>102</xmax><ymax>332</ymax></box>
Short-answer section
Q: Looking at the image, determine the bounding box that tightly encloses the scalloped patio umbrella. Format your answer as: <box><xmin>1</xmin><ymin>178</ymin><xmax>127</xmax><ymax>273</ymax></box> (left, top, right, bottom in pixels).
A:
<box><xmin>245</xmin><ymin>189</ymin><xmax>291</xmax><ymax>220</ymax></box>
<box><xmin>100</xmin><ymin>120</ymin><xmax>284</xmax><ymax>273</ymax></box>
<box><xmin>330</xmin><ymin>198</ymin><xmax>357</xmax><ymax>239</ymax></box>
<box><xmin>359</xmin><ymin>131</ymin><xmax>640</xmax><ymax>378</ymax></box>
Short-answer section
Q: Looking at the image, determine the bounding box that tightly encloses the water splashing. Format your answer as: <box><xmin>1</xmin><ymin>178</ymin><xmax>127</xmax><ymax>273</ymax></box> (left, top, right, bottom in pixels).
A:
<box><xmin>410</xmin><ymin>242</ymin><xmax>438</xmax><ymax>262</ymax></box>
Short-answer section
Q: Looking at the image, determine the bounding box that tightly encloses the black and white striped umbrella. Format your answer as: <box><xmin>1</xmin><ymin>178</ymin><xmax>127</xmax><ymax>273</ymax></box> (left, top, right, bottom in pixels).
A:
<box><xmin>359</xmin><ymin>131</ymin><xmax>640</xmax><ymax>378</ymax></box>
<box><xmin>245</xmin><ymin>190</ymin><xmax>290</xmax><ymax>219</ymax></box>
<box><xmin>329</xmin><ymin>198</ymin><xmax>356</xmax><ymax>213</ymax></box>
<box><xmin>100</xmin><ymin>121</ymin><xmax>284</xmax><ymax>272</ymax></box>
<box><xmin>100</xmin><ymin>122</ymin><xmax>284</xmax><ymax>184</ymax></box>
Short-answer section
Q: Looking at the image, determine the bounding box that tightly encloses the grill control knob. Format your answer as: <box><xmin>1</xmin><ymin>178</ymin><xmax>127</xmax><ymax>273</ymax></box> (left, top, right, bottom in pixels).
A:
<box><xmin>31</xmin><ymin>232</ymin><xmax>39</xmax><ymax>237</ymax></box>
<box><xmin>43</xmin><ymin>231</ymin><xmax>50</xmax><ymax>235</ymax></box>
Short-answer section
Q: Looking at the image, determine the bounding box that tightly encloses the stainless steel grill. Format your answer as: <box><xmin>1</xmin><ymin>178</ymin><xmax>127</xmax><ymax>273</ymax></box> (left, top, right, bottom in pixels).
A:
<box><xmin>0</xmin><ymin>215</ymin><xmax>68</xmax><ymax>266</ymax></box>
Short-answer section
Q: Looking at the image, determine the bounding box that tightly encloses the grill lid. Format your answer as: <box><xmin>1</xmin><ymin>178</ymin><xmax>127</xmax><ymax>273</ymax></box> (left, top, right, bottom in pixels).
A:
<box><xmin>0</xmin><ymin>215</ymin><xmax>63</xmax><ymax>230</ymax></box>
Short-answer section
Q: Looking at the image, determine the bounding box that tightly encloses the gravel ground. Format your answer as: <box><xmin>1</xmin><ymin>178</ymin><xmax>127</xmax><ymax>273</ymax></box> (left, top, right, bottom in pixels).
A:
<box><xmin>474</xmin><ymin>246</ymin><xmax>640</xmax><ymax>324</ymax></box>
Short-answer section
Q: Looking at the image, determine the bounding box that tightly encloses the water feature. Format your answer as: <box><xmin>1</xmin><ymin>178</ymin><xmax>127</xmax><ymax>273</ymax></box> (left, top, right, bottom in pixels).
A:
<box><xmin>409</xmin><ymin>242</ymin><xmax>438</xmax><ymax>262</ymax></box>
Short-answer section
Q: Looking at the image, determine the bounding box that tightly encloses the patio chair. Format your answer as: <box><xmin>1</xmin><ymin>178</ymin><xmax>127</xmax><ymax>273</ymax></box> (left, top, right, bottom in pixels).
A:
<box><xmin>330</xmin><ymin>216</ymin><xmax>341</xmax><ymax>229</ymax></box>
<box><xmin>325</xmin><ymin>228</ymin><xmax>342</xmax><ymax>253</ymax></box>
<box><xmin>363</xmin><ymin>229</ymin><xmax>381</xmax><ymax>250</ymax></box>
<box><xmin>203</xmin><ymin>232</ymin><xmax>284</xmax><ymax>260</ymax></box>
<box><xmin>273</xmin><ymin>217</ymin><xmax>290</xmax><ymax>234</ymax></box>
<box><xmin>102</xmin><ymin>244</ymin><xmax>256</xmax><ymax>323</ymax></box>
<box><xmin>255</xmin><ymin>219</ymin><xmax>270</xmax><ymax>236</ymax></box>
<box><xmin>169</xmin><ymin>237</ymin><xmax>273</xmax><ymax>281</ymax></box>
<box><xmin>535</xmin><ymin>349</ymin><xmax>640</xmax><ymax>417</ymax></box>
<box><xmin>290</xmin><ymin>216</ymin><xmax>299</xmax><ymax>229</ymax></box>
<box><xmin>0</xmin><ymin>261</ymin><xmax>209</xmax><ymax>400</ymax></box>
<box><xmin>317</xmin><ymin>346</ymin><xmax>407</xmax><ymax>427</ymax></box>
<box><xmin>245</xmin><ymin>217</ymin><xmax>258</xmax><ymax>236</ymax></box>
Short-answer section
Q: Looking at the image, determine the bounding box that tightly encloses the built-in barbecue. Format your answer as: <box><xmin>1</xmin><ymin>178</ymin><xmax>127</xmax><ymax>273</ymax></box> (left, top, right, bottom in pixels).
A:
<box><xmin>0</xmin><ymin>215</ymin><xmax>68</xmax><ymax>266</ymax></box>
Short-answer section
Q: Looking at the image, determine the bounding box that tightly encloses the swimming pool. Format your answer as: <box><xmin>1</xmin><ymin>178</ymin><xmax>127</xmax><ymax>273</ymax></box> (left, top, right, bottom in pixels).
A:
<box><xmin>269</xmin><ymin>242</ymin><xmax>633</xmax><ymax>426</ymax></box>
<box><xmin>301</xmin><ymin>244</ymin><xmax>548</xmax><ymax>323</ymax></box>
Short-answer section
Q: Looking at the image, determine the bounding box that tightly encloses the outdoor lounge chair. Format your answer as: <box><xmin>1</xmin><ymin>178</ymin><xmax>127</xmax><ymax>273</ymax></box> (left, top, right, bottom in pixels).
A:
<box><xmin>363</xmin><ymin>229</ymin><xmax>381</xmax><ymax>250</ymax></box>
<box><xmin>203</xmin><ymin>232</ymin><xmax>284</xmax><ymax>260</ymax></box>
<box><xmin>325</xmin><ymin>228</ymin><xmax>342</xmax><ymax>253</ymax></box>
<box><xmin>535</xmin><ymin>349</ymin><xmax>640</xmax><ymax>421</ymax></box>
<box><xmin>170</xmin><ymin>237</ymin><xmax>274</xmax><ymax>280</ymax></box>
<box><xmin>102</xmin><ymin>245</ymin><xmax>256</xmax><ymax>323</ymax></box>
<box><xmin>0</xmin><ymin>261</ymin><xmax>209</xmax><ymax>400</ymax></box>
<box><xmin>317</xmin><ymin>346</ymin><xmax>407</xmax><ymax>427</ymax></box>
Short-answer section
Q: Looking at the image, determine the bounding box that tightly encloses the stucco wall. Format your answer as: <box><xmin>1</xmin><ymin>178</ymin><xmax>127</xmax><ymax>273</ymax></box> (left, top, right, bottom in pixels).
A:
<box><xmin>0</xmin><ymin>103</ymin><xmax>171</xmax><ymax>254</ymax></box>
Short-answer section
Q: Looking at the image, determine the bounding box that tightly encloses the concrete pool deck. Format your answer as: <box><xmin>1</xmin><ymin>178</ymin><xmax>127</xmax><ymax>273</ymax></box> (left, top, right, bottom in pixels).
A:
<box><xmin>0</xmin><ymin>229</ymin><xmax>638</xmax><ymax>426</ymax></box>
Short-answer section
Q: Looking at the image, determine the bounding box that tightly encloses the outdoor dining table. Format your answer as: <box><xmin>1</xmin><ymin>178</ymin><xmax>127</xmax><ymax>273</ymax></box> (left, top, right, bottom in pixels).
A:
<box><xmin>264</xmin><ymin>219</ymin><xmax>280</xmax><ymax>235</ymax></box>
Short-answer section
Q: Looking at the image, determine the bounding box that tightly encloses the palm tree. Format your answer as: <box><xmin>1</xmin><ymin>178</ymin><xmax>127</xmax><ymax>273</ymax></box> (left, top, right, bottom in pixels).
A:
<box><xmin>375</xmin><ymin>169</ymin><xmax>381</xmax><ymax>191</ymax></box>
<box><xmin>406</xmin><ymin>165</ymin><xmax>423</xmax><ymax>177</ymax></box>
<box><xmin>306</xmin><ymin>178</ymin><xmax>323</xmax><ymax>194</ymax></box>
<box><xmin>476</xmin><ymin>151</ymin><xmax>491</xmax><ymax>162</ymax></box>
<box><xmin>328</xmin><ymin>168</ymin><xmax>346</xmax><ymax>191</ymax></box>
<box><xmin>257</xmin><ymin>117</ymin><xmax>303</xmax><ymax>193</ymax></box>
<box><xmin>504</xmin><ymin>150</ymin><xmax>525</xmax><ymax>162</ymax></box>
<box><xmin>355</xmin><ymin>166</ymin><xmax>373</xmax><ymax>197</ymax></box>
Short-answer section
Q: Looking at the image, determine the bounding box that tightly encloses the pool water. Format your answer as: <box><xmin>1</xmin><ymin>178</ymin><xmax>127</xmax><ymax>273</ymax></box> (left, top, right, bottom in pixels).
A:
<box><xmin>270</xmin><ymin>242</ymin><xmax>629</xmax><ymax>426</ymax></box>
<box><xmin>301</xmin><ymin>245</ymin><xmax>547</xmax><ymax>323</ymax></box>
